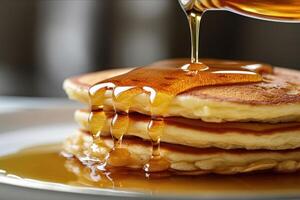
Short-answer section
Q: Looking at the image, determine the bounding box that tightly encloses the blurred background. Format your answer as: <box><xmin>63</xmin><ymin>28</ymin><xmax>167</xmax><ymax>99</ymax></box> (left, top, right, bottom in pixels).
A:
<box><xmin>1</xmin><ymin>0</ymin><xmax>300</xmax><ymax>97</ymax></box>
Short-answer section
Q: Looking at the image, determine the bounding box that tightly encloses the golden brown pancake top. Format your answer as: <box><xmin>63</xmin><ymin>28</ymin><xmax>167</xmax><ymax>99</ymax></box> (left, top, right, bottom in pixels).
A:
<box><xmin>67</xmin><ymin>59</ymin><xmax>300</xmax><ymax>105</ymax></box>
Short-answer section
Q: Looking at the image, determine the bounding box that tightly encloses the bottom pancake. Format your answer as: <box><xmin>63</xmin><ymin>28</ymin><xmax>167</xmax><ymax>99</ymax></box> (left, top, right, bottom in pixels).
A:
<box><xmin>63</xmin><ymin>131</ymin><xmax>300</xmax><ymax>175</ymax></box>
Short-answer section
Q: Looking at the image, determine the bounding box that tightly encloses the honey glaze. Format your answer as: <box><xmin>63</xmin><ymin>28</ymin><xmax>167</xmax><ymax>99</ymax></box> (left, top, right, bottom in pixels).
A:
<box><xmin>1</xmin><ymin>144</ymin><xmax>300</xmax><ymax>196</ymax></box>
<box><xmin>89</xmin><ymin>59</ymin><xmax>273</xmax><ymax>114</ymax></box>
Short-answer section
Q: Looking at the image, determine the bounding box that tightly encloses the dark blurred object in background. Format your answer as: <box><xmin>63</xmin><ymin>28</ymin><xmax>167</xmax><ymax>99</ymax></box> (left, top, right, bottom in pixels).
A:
<box><xmin>0</xmin><ymin>0</ymin><xmax>300</xmax><ymax>97</ymax></box>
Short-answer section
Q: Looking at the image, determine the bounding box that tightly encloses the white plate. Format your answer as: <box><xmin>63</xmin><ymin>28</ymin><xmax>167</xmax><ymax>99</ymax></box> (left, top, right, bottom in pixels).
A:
<box><xmin>0</xmin><ymin>98</ymin><xmax>299</xmax><ymax>200</ymax></box>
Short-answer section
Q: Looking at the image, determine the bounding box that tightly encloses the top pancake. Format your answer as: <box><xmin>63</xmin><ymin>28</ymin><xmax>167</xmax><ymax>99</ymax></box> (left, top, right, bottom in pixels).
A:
<box><xmin>63</xmin><ymin>59</ymin><xmax>300</xmax><ymax>122</ymax></box>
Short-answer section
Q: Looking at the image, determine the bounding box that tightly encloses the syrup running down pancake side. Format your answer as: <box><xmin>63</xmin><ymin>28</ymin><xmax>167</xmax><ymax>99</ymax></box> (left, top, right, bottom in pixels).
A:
<box><xmin>88</xmin><ymin>59</ymin><xmax>273</xmax><ymax>172</ymax></box>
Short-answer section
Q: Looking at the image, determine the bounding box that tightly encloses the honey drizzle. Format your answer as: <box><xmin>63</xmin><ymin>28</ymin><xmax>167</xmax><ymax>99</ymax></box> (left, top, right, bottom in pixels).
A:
<box><xmin>188</xmin><ymin>9</ymin><xmax>202</xmax><ymax>64</ymax></box>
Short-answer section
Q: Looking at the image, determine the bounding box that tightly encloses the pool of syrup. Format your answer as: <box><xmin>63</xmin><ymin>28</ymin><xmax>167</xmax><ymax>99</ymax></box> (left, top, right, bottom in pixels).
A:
<box><xmin>1</xmin><ymin>143</ymin><xmax>300</xmax><ymax>196</ymax></box>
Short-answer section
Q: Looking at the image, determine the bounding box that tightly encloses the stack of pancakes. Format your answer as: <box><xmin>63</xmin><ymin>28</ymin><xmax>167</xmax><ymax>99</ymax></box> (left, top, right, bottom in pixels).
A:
<box><xmin>63</xmin><ymin>59</ymin><xmax>300</xmax><ymax>175</ymax></box>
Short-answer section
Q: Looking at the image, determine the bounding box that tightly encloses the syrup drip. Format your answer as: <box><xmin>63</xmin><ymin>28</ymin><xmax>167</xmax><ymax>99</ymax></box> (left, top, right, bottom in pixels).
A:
<box><xmin>188</xmin><ymin>9</ymin><xmax>202</xmax><ymax>64</ymax></box>
<box><xmin>88</xmin><ymin>111</ymin><xmax>107</xmax><ymax>138</ymax></box>
<box><xmin>108</xmin><ymin>112</ymin><xmax>131</xmax><ymax>167</ymax></box>
<box><xmin>143</xmin><ymin>118</ymin><xmax>170</xmax><ymax>172</ymax></box>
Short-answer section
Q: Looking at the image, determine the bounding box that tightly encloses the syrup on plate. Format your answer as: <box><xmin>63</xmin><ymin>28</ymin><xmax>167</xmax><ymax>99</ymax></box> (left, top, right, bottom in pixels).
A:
<box><xmin>1</xmin><ymin>144</ymin><xmax>300</xmax><ymax>196</ymax></box>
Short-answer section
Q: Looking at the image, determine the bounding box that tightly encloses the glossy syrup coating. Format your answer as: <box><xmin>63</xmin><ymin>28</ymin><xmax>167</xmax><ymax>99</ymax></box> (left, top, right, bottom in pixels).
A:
<box><xmin>88</xmin><ymin>58</ymin><xmax>273</xmax><ymax>173</ymax></box>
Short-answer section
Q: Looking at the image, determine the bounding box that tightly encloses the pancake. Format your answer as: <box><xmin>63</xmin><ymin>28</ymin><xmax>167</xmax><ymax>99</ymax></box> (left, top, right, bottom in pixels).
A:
<box><xmin>74</xmin><ymin>109</ymin><xmax>300</xmax><ymax>150</ymax></box>
<box><xmin>63</xmin><ymin>130</ymin><xmax>300</xmax><ymax>175</ymax></box>
<box><xmin>63</xmin><ymin>59</ymin><xmax>300</xmax><ymax>122</ymax></box>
